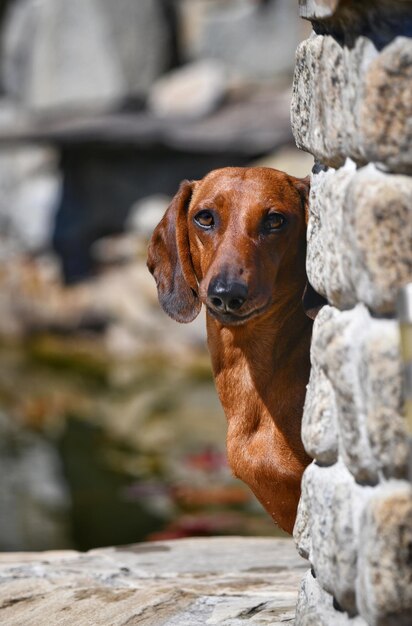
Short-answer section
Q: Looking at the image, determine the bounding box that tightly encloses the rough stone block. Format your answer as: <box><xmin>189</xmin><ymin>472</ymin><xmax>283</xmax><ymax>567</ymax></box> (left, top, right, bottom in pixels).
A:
<box><xmin>292</xmin><ymin>34</ymin><xmax>412</xmax><ymax>173</ymax></box>
<box><xmin>292</xmin><ymin>34</ymin><xmax>376</xmax><ymax>169</ymax></box>
<box><xmin>296</xmin><ymin>570</ymin><xmax>368</xmax><ymax>626</ymax></box>
<box><xmin>309</xmin><ymin>305</ymin><xmax>408</xmax><ymax>483</ymax></box>
<box><xmin>307</xmin><ymin>161</ymin><xmax>412</xmax><ymax>315</ymax></box>
<box><xmin>360</xmin><ymin>37</ymin><xmax>412</xmax><ymax>173</ymax></box>
<box><xmin>294</xmin><ymin>468</ymin><xmax>312</xmax><ymax>561</ymax></box>
<box><xmin>360</xmin><ymin>324</ymin><xmax>408</xmax><ymax>480</ymax></box>
<box><xmin>357</xmin><ymin>481</ymin><xmax>412</xmax><ymax>626</ymax></box>
<box><xmin>294</xmin><ymin>461</ymin><xmax>373</xmax><ymax>614</ymax></box>
<box><xmin>301</xmin><ymin>362</ymin><xmax>338</xmax><ymax>465</ymax></box>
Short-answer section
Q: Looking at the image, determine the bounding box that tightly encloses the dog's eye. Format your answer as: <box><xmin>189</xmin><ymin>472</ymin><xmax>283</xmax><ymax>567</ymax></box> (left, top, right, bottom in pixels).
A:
<box><xmin>194</xmin><ymin>210</ymin><xmax>215</xmax><ymax>229</ymax></box>
<box><xmin>264</xmin><ymin>212</ymin><xmax>285</xmax><ymax>232</ymax></box>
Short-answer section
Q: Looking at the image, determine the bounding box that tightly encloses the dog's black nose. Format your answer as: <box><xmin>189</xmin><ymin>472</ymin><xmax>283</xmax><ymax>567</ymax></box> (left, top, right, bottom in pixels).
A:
<box><xmin>207</xmin><ymin>278</ymin><xmax>248</xmax><ymax>312</ymax></box>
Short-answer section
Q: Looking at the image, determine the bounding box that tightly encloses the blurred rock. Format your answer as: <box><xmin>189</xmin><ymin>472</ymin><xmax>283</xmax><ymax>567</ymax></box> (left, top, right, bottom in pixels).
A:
<box><xmin>1</xmin><ymin>0</ymin><xmax>173</xmax><ymax>112</ymax></box>
<box><xmin>148</xmin><ymin>60</ymin><xmax>227</xmax><ymax>119</ymax></box>
<box><xmin>2</xmin><ymin>0</ymin><xmax>125</xmax><ymax>111</ymax></box>
<box><xmin>0</xmin><ymin>411</ymin><xmax>71</xmax><ymax>551</ymax></box>
<box><xmin>0</xmin><ymin>250</ymin><xmax>207</xmax><ymax>360</ymax></box>
<box><xmin>126</xmin><ymin>194</ymin><xmax>170</xmax><ymax>238</ymax></box>
<box><xmin>185</xmin><ymin>0</ymin><xmax>305</xmax><ymax>83</ymax></box>
<box><xmin>91</xmin><ymin>234</ymin><xmax>144</xmax><ymax>265</ymax></box>
<box><xmin>0</xmin><ymin>144</ymin><xmax>60</xmax><ymax>260</ymax></box>
<box><xmin>98</xmin><ymin>0</ymin><xmax>173</xmax><ymax>99</ymax></box>
<box><xmin>252</xmin><ymin>145</ymin><xmax>314</xmax><ymax>178</ymax></box>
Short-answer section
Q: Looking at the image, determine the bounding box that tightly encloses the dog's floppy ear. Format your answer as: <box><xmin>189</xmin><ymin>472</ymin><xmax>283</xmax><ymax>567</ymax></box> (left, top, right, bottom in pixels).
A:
<box><xmin>302</xmin><ymin>281</ymin><xmax>328</xmax><ymax>320</ymax></box>
<box><xmin>293</xmin><ymin>175</ymin><xmax>310</xmax><ymax>225</ymax></box>
<box><xmin>147</xmin><ymin>180</ymin><xmax>201</xmax><ymax>323</ymax></box>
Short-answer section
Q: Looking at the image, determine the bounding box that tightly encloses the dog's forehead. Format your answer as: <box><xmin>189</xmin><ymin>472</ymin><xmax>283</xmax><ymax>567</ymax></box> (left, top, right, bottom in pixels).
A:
<box><xmin>192</xmin><ymin>167</ymin><xmax>297</xmax><ymax>206</ymax></box>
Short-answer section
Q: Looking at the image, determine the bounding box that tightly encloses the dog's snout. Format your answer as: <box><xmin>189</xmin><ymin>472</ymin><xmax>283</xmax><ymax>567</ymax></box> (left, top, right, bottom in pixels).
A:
<box><xmin>207</xmin><ymin>277</ymin><xmax>248</xmax><ymax>313</ymax></box>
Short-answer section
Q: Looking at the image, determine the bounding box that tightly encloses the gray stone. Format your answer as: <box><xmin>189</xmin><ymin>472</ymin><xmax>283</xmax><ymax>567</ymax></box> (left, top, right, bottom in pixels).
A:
<box><xmin>306</xmin><ymin>160</ymin><xmax>356</xmax><ymax>306</ymax></box>
<box><xmin>361</xmin><ymin>37</ymin><xmax>412</xmax><ymax>174</ymax></box>
<box><xmin>292</xmin><ymin>35</ymin><xmax>376</xmax><ymax>169</ymax></box>
<box><xmin>0</xmin><ymin>412</ymin><xmax>71</xmax><ymax>551</ymax></box>
<box><xmin>0</xmin><ymin>144</ymin><xmax>60</xmax><ymax>259</ymax></box>
<box><xmin>148</xmin><ymin>60</ymin><xmax>227</xmax><ymax>120</ymax></box>
<box><xmin>0</xmin><ymin>537</ymin><xmax>306</xmax><ymax>625</ymax></box>
<box><xmin>294</xmin><ymin>461</ymin><xmax>372</xmax><ymax>614</ymax></box>
<box><xmin>98</xmin><ymin>0</ymin><xmax>171</xmax><ymax>98</ymax></box>
<box><xmin>296</xmin><ymin>570</ymin><xmax>368</xmax><ymax>626</ymax></box>
<box><xmin>196</xmin><ymin>0</ymin><xmax>304</xmax><ymax>82</ymax></box>
<box><xmin>307</xmin><ymin>162</ymin><xmax>412</xmax><ymax>315</ymax></box>
<box><xmin>292</xmin><ymin>34</ymin><xmax>412</xmax><ymax>173</ymax></box>
<box><xmin>360</xmin><ymin>323</ymin><xmax>408</xmax><ymax>479</ymax></box>
<box><xmin>357</xmin><ymin>481</ymin><xmax>412</xmax><ymax>626</ymax></box>
<box><xmin>301</xmin><ymin>364</ymin><xmax>338</xmax><ymax>465</ymax></box>
<box><xmin>293</xmin><ymin>469</ymin><xmax>312</xmax><ymax>561</ymax></box>
<box><xmin>313</xmin><ymin>305</ymin><xmax>378</xmax><ymax>484</ymax></box>
<box><xmin>1</xmin><ymin>0</ymin><xmax>125</xmax><ymax>111</ymax></box>
<box><xmin>311</xmin><ymin>305</ymin><xmax>408</xmax><ymax>483</ymax></box>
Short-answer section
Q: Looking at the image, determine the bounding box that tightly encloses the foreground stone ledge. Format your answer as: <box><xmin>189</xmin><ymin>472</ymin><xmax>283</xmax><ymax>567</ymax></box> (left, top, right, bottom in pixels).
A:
<box><xmin>292</xmin><ymin>34</ymin><xmax>412</xmax><ymax>173</ymax></box>
<box><xmin>307</xmin><ymin>305</ymin><xmax>407</xmax><ymax>483</ymax></box>
<box><xmin>307</xmin><ymin>161</ymin><xmax>412</xmax><ymax>314</ymax></box>
<box><xmin>0</xmin><ymin>537</ymin><xmax>306</xmax><ymax>626</ymax></box>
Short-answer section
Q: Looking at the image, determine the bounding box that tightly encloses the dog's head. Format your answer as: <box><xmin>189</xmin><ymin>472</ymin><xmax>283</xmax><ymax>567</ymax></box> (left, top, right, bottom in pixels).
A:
<box><xmin>147</xmin><ymin>167</ymin><xmax>311</xmax><ymax>326</ymax></box>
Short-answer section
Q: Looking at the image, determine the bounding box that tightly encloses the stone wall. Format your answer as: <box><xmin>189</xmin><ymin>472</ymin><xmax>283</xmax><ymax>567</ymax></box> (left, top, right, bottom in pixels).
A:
<box><xmin>291</xmin><ymin>2</ymin><xmax>412</xmax><ymax>625</ymax></box>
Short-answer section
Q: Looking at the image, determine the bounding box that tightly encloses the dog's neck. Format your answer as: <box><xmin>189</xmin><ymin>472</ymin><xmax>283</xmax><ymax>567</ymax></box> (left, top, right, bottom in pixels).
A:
<box><xmin>205</xmin><ymin>292</ymin><xmax>312</xmax><ymax>532</ymax></box>
<box><xmin>206</xmin><ymin>292</ymin><xmax>312</xmax><ymax>457</ymax></box>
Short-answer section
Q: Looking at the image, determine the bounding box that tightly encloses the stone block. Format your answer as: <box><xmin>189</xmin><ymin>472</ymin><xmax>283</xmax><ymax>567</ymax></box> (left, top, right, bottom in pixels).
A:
<box><xmin>294</xmin><ymin>468</ymin><xmax>312</xmax><ymax>561</ymax></box>
<box><xmin>292</xmin><ymin>35</ymin><xmax>376</xmax><ymax>169</ymax></box>
<box><xmin>307</xmin><ymin>162</ymin><xmax>412</xmax><ymax>315</ymax></box>
<box><xmin>292</xmin><ymin>34</ymin><xmax>412</xmax><ymax>173</ymax></box>
<box><xmin>301</xmin><ymin>363</ymin><xmax>338</xmax><ymax>465</ymax></box>
<box><xmin>296</xmin><ymin>570</ymin><xmax>368</xmax><ymax>626</ymax></box>
<box><xmin>360</xmin><ymin>324</ymin><xmax>408</xmax><ymax>480</ymax></box>
<box><xmin>310</xmin><ymin>305</ymin><xmax>408</xmax><ymax>483</ymax></box>
<box><xmin>361</xmin><ymin>37</ymin><xmax>412</xmax><ymax>173</ymax></box>
<box><xmin>357</xmin><ymin>481</ymin><xmax>412</xmax><ymax>626</ymax></box>
<box><xmin>294</xmin><ymin>461</ymin><xmax>373</xmax><ymax>614</ymax></box>
<box><xmin>309</xmin><ymin>305</ymin><xmax>378</xmax><ymax>484</ymax></box>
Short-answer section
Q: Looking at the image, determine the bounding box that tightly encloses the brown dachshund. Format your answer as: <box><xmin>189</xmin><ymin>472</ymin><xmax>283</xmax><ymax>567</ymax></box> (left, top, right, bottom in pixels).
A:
<box><xmin>147</xmin><ymin>167</ymin><xmax>313</xmax><ymax>534</ymax></box>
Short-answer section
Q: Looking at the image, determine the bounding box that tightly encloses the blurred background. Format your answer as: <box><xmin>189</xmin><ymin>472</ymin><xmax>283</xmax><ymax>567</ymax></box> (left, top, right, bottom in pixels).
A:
<box><xmin>0</xmin><ymin>0</ymin><xmax>313</xmax><ymax>552</ymax></box>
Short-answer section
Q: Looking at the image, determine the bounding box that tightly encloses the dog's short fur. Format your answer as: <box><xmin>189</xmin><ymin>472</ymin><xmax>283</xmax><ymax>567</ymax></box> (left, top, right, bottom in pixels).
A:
<box><xmin>148</xmin><ymin>167</ymin><xmax>313</xmax><ymax>534</ymax></box>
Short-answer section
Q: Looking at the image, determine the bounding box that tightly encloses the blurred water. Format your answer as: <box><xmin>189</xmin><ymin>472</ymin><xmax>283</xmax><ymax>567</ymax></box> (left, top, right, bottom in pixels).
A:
<box><xmin>0</xmin><ymin>338</ymin><xmax>282</xmax><ymax>551</ymax></box>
